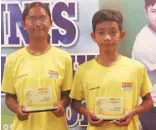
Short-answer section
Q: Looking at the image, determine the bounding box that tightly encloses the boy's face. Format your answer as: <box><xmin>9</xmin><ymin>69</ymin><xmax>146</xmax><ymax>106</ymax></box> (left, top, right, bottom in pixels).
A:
<box><xmin>91</xmin><ymin>21</ymin><xmax>125</xmax><ymax>53</ymax></box>
<box><xmin>146</xmin><ymin>2</ymin><xmax>156</xmax><ymax>31</ymax></box>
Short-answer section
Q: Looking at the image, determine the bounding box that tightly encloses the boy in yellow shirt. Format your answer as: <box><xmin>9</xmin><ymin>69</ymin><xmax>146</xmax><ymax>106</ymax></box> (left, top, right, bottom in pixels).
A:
<box><xmin>70</xmin><ymin>9</ymin><xmax>153</xmax><ymax>130</ymax></box>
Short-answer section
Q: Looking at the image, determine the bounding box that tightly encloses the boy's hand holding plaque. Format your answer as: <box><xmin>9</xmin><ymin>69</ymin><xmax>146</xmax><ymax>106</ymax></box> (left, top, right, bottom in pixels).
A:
<box><xmin>95</xmin><ymin>97</ymin><xmax>124</xmax><ymax>120</ymax></box>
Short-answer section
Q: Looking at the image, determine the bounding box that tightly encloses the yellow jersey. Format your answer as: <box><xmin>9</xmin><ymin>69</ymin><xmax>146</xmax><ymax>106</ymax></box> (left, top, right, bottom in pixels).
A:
<box><xmin>2</xmin><ymin>47</ymin><xmax>73</xmax><ymax>130</ymax></box>
<box><xmin>70</xmin><ymin>56</ymin><xmax>152</xmax><ymax>130</ymax></box>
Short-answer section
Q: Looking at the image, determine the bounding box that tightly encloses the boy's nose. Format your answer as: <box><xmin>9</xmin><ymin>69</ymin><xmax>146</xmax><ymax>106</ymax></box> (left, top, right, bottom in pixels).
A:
<box><xmin>104</xmin><ymin>34</ymin><xmax>111</xmax><ymax>40</ymax></box>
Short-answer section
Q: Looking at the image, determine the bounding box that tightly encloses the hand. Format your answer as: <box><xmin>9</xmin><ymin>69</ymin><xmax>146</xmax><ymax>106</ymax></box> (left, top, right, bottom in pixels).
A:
<box><xmin>52</xmin><ymin>101</ymin><xmax>64</xmax><ymax>117</ymax></box>
<box><xmin>16</xmin><ymin>106</ymin><xmax>29</xmax><ymax>121</ymax></box>
<box><xmin>111</xmin><ymin>109</ymin><xmax>135</xmax><ymax>126</ymax></box>
<box><xmin>87</xmin><ymin>112</ymin><xmax>104</xmax><ymax>127</ymax></box>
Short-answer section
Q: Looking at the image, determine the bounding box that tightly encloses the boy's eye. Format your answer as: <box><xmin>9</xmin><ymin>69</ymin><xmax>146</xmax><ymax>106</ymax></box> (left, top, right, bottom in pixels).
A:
<box><xmin>99</xmin><ymin>32</ymin><xmax>105</xmax><ymax>35</ymax></box>
<box><xmin>151</xmin><ymin>11</ymin><xmax>156</xmax><ymax>13</ymax></box>
<box><xmin>111</xmin><ymin>31</ymin><xmax>116</xmax><ymax>34</ymax></box>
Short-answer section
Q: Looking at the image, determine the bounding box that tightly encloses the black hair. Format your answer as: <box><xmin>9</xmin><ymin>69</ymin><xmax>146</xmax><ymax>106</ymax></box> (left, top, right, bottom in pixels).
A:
<box><xmin>92</xmin><ymin>9</ymin><xmax>123</xmax><ymax>33</ymax></box>
<box><xmin>22</xmin><ymin>2</ymin><xmax>51</xmax><ymax>21</ymax></box>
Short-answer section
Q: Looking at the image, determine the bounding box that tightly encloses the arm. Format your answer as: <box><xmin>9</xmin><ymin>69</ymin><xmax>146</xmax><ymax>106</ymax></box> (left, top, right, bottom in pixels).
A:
<box><xmin>53</xmin><ymin>90</ymin><xmax>71</xmax><ymax>117</ymax></box>
<box><xmin>71</xmin><ymin>99</ymin><xmax>104</xmax><ymax>126</ymax></box>
<box><xmin>59</xmin><ymin>54</ymin><xmax>73</xmax><ymax>108</ymax></box>
<box><xmin>112</xmin><ymin>93</ymin><xmax>153</xmax><ymax>126</ymax></box>
<box><xmin>71</xmin><ymin>99</ymin><xmax>89</xmax><ymax>117</ymax></box>
<box><xmin>2</xmin><ymin>58</ymin><xmax>29</xmax><ymax>121</ymax></box>
<box><xmin>113</xmin><ymin>93</ymin><xmax>153</xmax><ymax>126</ymax></box>
<box><xmin>112</xmin><ymin>65</ymin><xmax>153</xmax><ymax>126</ymax></box>
<box><xmin>53</xmin><ymin>54</ymin><xmax>73</xmax><ymax>117</ymax></box>
<box><xmin>60</xmin><ymin>90</ymin><xmax>71</xmax><ymax>107</ymax></box>
<box><xmin>5</xmin><ymin>93</ymin><xmax>19</xmax><ymax>113</ymax></box>
<box><xmin>5</xmin><ymin>93</ymin><xmax>29</xmax><ymax>121</ymax></box>
<box><xmin>133</xmin><ymin>93</ymin><xmax>153</xmax><ymax>115</ymax></box>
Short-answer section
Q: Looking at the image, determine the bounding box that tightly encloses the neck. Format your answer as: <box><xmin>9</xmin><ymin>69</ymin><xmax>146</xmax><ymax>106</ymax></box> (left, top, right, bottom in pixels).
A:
<box><xmin>29</xmin><ymin>38</ymin><xmax>49</xmax><ymax>52</ymax></box>
<box><xmin>148</xmin><ymin>24</ymin><xmax>156</xmax><ymax>33</ymax></box>
<box><xmin>96</xmin><ymin>49</ymin><xmax>120</xmax><ymax>67</ymax></box>
<box><xmin>27</xmin><ymin>38</ymin><xmax>51</xmax><ymax>56</ymax></box>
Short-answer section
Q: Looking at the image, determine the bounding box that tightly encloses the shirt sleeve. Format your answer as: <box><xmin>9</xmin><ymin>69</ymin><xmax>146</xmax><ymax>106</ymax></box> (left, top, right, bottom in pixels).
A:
<box><xmin>69</xmin><ymin>66</ymin><xmax>84</xmax><ymax>100</ymax></box>
<box><xmin>140</xmin><ymin>66</ymin><xmax>152</xmax><ymax>97</ymax></box>
<box><xmin>2</xmin><ymin>57</ymin><xmax>16</xmax><ymax>94</ymax></box>
<box><xmin>61</xmin><ymin>54</ymin><xmax>73</xmax><ymax>91</ymax></box>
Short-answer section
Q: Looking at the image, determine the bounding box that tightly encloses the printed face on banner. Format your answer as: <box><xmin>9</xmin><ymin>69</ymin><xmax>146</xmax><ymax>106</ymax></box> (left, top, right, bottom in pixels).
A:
<box><xmin>147</xmin><ymin>2</ymin><xmax>156</xmax><ymax>31</ymax></box>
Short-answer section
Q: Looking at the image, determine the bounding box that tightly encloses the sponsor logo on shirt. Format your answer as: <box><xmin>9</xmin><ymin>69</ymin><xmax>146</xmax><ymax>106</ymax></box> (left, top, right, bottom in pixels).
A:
<box><xmin>48</xmin><ymin>70</ymin><xmax>59</xmax><ymax>79</ymax></box>
<box><xmin>122</xmin><ymin>82</ymin><xmax>133</xmax><ymax>91</ymax></box>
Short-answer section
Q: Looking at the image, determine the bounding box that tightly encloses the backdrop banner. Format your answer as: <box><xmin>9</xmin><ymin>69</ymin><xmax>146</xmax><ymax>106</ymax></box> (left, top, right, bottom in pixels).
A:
<box><xmin>1</xmin><ymin>0</ymin><xmax>155</xmax><ymax>130</ymax></box>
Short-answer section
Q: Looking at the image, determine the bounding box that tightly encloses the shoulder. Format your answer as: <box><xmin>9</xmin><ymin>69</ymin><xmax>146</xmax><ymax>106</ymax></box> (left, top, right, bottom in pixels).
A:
<box><xmin>51</xmin><ymin>47</ymin><xmax>71</xmax><ymax>60</ymax></box>
<box><xmin>75</xmin><ymin>59</ymin><xmax>95</xmax><ymax>73</ymax></box>
<box><xmin>6</xmin><ymin>48</ymin><xmax>26</xmax><ymax>64</ymax></box>
<box><xmin>121</xmin><ymin>56</ymin><xmax>145</xmax><ymax>69</ymax></box>
<box><xmin>136</xmin><ymin>25</ymin><xmax>150</xmax><ymax>38</ymax></box>
<box><xmin>134</xmin><ymin>25</ymin><xmax>152</xmax><ymax>45</ymax></box>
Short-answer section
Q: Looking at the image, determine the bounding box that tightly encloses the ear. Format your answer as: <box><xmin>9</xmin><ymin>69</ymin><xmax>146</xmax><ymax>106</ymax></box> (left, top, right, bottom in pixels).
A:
<box><xmin>50</xmin><ymin>20</ymin><xmax>52</xmax><ymax>26</ymax></box>
<box><xmin>91</xmin><ymin>32</ymin><xmax>96</xmax><ymax>42</ymax></box>
<box><xmin>144</xmin><ymin>8</ymin><xmax>148</xmax><ymax>18</ymax></box>
<box><xmin>48</xmin><ymin>20</ymin><xmax>52</xmax><ymax>29</ymax></box>
<box><xmin>22</xmin><ymin>21</ymin><xmax>26</xmax><ymax>30</ymax></box>
<box><xmin>120</xmin><ymin>31</ymin><xmax>125</xmax><ymax>40</ymax></box>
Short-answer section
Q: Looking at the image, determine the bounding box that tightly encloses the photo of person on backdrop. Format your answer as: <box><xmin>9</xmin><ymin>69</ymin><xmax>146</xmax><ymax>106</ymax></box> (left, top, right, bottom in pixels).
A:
<box><xmin>132</xmin><ymin>0</ymin><xmax>156</xmax><ymax>129</ymax></box>
<box><xmin>70</xmin><ymin>9</ymin><xmax>153</xmax><ymax>130</ymax></box>
<box><xmin>1</xmin><ymin>2</ymin><xmax>73</xmax><ymax>130</ymax></box>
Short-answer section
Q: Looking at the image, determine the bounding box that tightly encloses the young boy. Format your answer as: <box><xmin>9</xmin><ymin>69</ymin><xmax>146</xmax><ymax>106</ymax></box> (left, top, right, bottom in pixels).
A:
<box><xmin>132</xmin><ymin>0</ymin><xmax>156</xmax><ymax>129</ymax></box>
<box><xmin>70</xmin><ymin>9</ymin><xmax>153</xmax><ymax>130</ymax></box>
